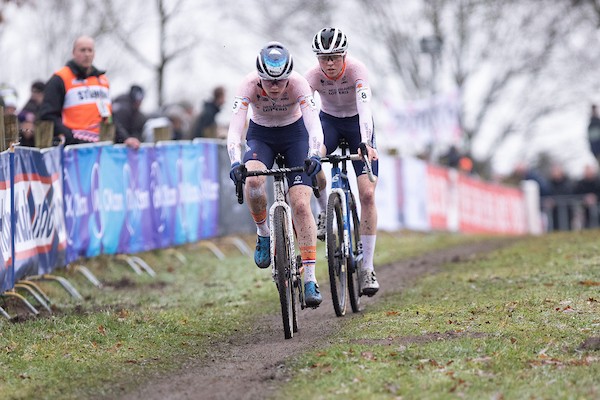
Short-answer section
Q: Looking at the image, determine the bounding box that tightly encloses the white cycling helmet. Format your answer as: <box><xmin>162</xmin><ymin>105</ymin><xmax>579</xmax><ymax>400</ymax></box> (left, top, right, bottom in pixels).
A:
<box><xmin>256</xmin><ymin>42</ymin><xmax>293</xmax><ymax>80</ymax></box>
<box><xmin>312</xmin><ymin>28</ymin><xmax>348</xmax><ymax>54</ymax></box>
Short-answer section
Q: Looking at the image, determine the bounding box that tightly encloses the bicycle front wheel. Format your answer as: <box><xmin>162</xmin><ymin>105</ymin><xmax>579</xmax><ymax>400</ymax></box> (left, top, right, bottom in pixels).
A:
<box><xmin>274</xmin><ymin>206</ymin><xmax>294</xmax><ymax>339</ymax></box>
<box><xmin>327</xmin><ymin>192</ymin><xmax>347</xmax><ymax>317</ymax></box>
<box><xmin>347</xmin><ymin>191</ymin><xmax>362</xmax><ymax>313</ymax></box>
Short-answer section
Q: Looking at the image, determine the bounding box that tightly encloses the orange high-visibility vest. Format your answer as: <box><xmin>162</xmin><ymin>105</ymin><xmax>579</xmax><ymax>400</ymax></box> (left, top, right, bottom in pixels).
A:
<box><xmin>55</xmin><ymin>66</ymin><xmax>112</xmax><ymax>142</ymax></box>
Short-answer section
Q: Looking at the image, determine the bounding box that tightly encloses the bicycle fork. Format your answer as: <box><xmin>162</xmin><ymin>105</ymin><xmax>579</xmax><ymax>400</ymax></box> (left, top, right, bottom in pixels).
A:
<box><xmin>330</xmin><ymin>187</ymin><xmax>351</xmax><ymax>260</ymax></box>
<box><xmin>269</xmin><ymin>202</ymin><xmax>296</xmax><ymax>280</ymax></box>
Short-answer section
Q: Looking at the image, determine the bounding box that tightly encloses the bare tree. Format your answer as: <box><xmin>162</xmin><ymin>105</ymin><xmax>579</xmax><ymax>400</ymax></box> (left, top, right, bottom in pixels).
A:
<box><xmin>99</xmin><ymin>0</ymin><xmax>202</xmax><ymax>107</ymax></box>
<box><xmin>223</xmin><ymin>0</ymin><xmax>336</xmax><ymax>70</ymax></box>
<box><xmin>355</xmin><ymin>0</ymin><xmax>594</xmax><ymax>174</ymax></box>
<box><xmin>358</xmin><ymin>0</ymin><xmax>427</xmax><ymax>96</ymax></box>
<box><xmin>29</xmin><ymin>0</ymin><xmax>112</xmax><ymax>75</ymax></box>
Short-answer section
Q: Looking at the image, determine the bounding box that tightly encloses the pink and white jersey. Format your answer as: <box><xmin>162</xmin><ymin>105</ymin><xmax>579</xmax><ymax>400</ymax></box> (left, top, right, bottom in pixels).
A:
<box><xmin>305</xmin><ymin>55</ymin><xmax>374</xmax><ymax>143</ymax></box>
<box><xmin>227</xmin><ymin>70</ymin><xmax>323</xmax><ymax>164</ymax></box>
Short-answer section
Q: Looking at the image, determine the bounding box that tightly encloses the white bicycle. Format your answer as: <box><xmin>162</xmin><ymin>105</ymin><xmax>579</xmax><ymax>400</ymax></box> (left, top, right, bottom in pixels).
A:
<box><xmin>235</xmin><ymin>155</ymin><xmax>317</xmax><ymax>339</ymax></box>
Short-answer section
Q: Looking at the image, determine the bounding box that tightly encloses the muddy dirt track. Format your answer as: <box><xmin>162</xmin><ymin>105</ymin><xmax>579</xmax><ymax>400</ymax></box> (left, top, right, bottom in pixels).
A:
<box><xmin>121</xmin><ymin>239</ymin><xmax>514</xmax><ymax>400</ymax></box>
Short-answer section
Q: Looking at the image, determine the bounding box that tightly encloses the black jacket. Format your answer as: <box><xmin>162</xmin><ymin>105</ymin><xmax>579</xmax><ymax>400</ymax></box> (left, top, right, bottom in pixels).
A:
<box><xmin>112</xmin><ymin>94</ymin><xmax>147</xmax><ymax>143</ymax></box>
<box><xmin>193</xmin><ymin>100</ymin><xmax>221</xmax><ymax>138</ymax></box>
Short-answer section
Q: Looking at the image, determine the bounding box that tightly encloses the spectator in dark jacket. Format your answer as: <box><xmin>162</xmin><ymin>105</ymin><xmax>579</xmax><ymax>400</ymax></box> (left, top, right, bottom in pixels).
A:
<box><xmin>17</xmin><ymin>80</ymin><xmax>46</xmax><ymax>147</ymax></box>
<box><xmin>112</xmin><ymin>85</ymin><xmax>147</xmax><ymax>148</ymax></box>
<box><xmin>542</xmin><ymin>164</ymin><xmax>575</xmax><ymax>231</ymax></box>
<box><xmin>573</xmin><ymin>164</ymin><xmax>600</xmax><ymax>229</ymax></box>
<box><xmin>588</xmin><ymin>104</ymin><xmax>600</xmax><ymax>162</ymax></box>
<box><xmin>193</xmin><ymin>86</ymin><xmax>225</xmax><ymax>139</ymax></box>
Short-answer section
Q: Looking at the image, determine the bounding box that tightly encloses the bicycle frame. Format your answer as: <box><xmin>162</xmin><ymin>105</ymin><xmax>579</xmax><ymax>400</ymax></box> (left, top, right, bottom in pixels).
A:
<box><xmin>327</xmin><ymin>154</ymin><xmax>354</xmax><ymax>263</ymax></box>
<box><xmin>237</xmin><ymin>163</ymin><xmax>302</xmax><ymax>279</ymax></box>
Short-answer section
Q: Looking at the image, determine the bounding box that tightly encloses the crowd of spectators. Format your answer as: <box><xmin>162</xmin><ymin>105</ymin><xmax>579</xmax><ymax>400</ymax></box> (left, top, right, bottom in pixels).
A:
<box><xmin>0</xmin><ymin>35</ymin><xmax>226</xmax><ymax>148</ymax></box>
<box><xmin>502</xmin><ymin>161</ymin><xmax>600</xmax><ymax>232</ymax></box>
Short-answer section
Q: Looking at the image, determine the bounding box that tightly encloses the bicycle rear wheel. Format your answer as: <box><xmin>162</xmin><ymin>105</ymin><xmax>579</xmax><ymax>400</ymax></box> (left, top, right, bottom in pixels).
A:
<box><xmin>274</xmin><ymin>206</ymin><xmax>294</xmax><ymax>339</ymax></box>
<box><xmin>347</xmin><ymin>191</ymin><xmax>362</xmax><ymax>313</ymax></box>
<box><xmin>327</xmin><ymin>192</ymin><xmax>347</xmax><ymax>317</ymax></box>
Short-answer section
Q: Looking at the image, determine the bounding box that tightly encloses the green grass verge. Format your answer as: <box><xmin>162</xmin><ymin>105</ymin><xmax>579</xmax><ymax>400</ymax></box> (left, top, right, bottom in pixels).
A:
<box><xmin>0</xmin><ymin>232</ymin><xmax>471</xmax><ymax>399</ymax></box>
<box><xmin>276</xmin><ymin>231</ymin><xmax>600</xmax><ymax>400</ymax></box>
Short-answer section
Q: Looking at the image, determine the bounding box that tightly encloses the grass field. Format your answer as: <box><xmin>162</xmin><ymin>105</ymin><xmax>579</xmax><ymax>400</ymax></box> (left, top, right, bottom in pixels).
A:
<box><xmin>0</xmin><ymin>231</ymin><xmax>599</xmax><ymax>399</ymax></box>
<box><xmin>277</xmin><ymin>231</ymin><xmax>600</xmax><ymax>399</ymax></box>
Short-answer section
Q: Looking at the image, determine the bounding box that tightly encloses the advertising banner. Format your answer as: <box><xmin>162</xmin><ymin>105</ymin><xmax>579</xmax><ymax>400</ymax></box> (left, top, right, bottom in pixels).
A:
<box><xmin>457</xmin><ymin>174</ymin><xmax>527</xmax><ymax>234</ymax></box>
<box><xmin>63</xmin><ymin>141</ymin><xmax>221</xmax><ymax>264</ymax></box>
<box><xmin>116</xmin><ymin>146</ymin><xmax>155</xmax><ymax>254</ymax></box>
<box><xmin>12</xmin><ymin>147</ymin><xmax>66</xmax><ymax>277</ymax></box>
<box><xmin>426</xmin><ymin>165</ymin><xmax>450</xmax><ymax>230</ymax></box>
<box><xmin>386</xmin><ymin>91</ymin><xmax>462</xmax><ymax>154</ymax></box>
<box><xmin>157</xmin><ymin>143</ymin><xmax>185</xmax><ymax>246</ymax></box>
<box><xmin>190</xmin><ymin>141</ymin><xmax>219</xmax><ymax>240</ymax></box>
<box><xmin>63</xmin><ymin>145</ymin><xmax>104</xmax><ymax>263</ymax></box>
<box><xmin>149</xmin><ymin>144</ymin><xmax>176</xmax><ymax>249</ymax></box>
<box><xmin>0</xmin><ymin>152</ymin><xmax>12</xmax><ymax>292</ymax></box>
<box><xmin>400</xmin><ymin>157</ymin><xmax>430</xmax><ymax>231</ymax></box>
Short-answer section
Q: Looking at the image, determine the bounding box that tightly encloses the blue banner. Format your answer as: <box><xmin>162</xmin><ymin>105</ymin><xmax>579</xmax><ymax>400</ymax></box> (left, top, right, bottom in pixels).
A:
<box><xmin>123</xmin><ymin>146</ymin><xmax>156</xmax><ymax>253</ymax></box>
<box><xmin>63</xmin><ymin>145</ymin><xmax>104</xmax><ymax>262</ymax></box>
<box><xmin>61</xmin><ymin>141</ymin><xmax>220</xmax><ymax>265</ymax></box>
<box><xmin>97</xmin><ymin>146</ymin><xmax>128</xmax><ymax>255</ymax></box>
<box><xmin>179</xmin><ymin>144</ymin><xmax>201</xmax><ymax>243</ymax></box>
<box><xmin>153</xmin><ymin>144</ymin><xmax>180</xmax><ymax>248</ymax></box>
<box><xmin>191</xmin><ymin>140</ymin><xmax>219</xmax><ymax>240</ymax></box>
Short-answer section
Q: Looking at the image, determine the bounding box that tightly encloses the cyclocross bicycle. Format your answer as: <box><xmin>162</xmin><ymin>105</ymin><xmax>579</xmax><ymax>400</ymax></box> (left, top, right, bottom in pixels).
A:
<box><xmin>235</xmin><ymin>155</ymin><xmax>314</xmax><ymax>339</ymax></box>
<box><xmin>320</xmin><ymin>141</ymin><xmax>375</xmax><ymax>317</ymax></box>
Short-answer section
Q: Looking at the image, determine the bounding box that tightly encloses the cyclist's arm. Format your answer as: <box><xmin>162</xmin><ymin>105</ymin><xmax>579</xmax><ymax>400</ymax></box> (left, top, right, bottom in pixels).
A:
<box><xmin>227</xmin><ymin>95</ymin><xmax>250</xmax><ymax>164</ymax></box>
<box><xmin>299</xmin><ymin>93</ymin><xmax>324</xmax><ymax>157</ymax></box>
<box><xmin>355</xmin><ymin>78</ymin><xmax>374</xmax><ymax>146</ymax></box>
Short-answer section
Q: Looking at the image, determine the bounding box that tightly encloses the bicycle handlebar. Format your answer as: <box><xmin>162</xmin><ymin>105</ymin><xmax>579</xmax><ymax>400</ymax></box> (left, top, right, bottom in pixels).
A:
<box><xmin>319</xmin><ymin>143</ymin><xmax>376</xmax><ymax>183</ymax></box>
<box><xmin>235</xmin><ymin>164</ymin><xmax>320</xmax><ymax>204</ymax></box>
<box><xmin>243</xmin><ymin>165</ymin><xmax>305</xmax><ymax>177</ymax></box>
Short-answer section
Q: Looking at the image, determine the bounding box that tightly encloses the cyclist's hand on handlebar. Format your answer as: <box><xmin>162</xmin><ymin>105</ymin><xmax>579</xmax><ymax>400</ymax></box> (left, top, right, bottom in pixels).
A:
<box><xmin>304</xmin><ymin>155</ymin><xmax>322</xmax><ymax>178</ymax></box>
<box><xmin>358</xmin><ymin>142</ymin><xmax>379</xmax><ymax>162</ymax></box>
<box><xmin>230</xmin><ymin>162</ymin><xmax>246</xmax><ymax>185</ymax></box>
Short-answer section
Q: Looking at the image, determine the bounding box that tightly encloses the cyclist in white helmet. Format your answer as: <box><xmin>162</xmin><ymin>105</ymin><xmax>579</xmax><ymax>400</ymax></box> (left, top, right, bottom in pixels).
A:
<box><xmin>228</xmin><ymin>42</ymin><xmax>325</xmax><ymax>307</ymax></box>
<box><xmin>305</xmin><ymin>28</ymin><xmax>380</xmax><ymax>296</ymax></box>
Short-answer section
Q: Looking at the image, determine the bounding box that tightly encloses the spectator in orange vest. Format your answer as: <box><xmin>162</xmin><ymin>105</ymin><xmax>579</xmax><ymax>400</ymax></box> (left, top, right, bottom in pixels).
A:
<box><xmin>40</xmin><ymin>36</ymin><xmax>134</xmax><ymax>147</ymax></box>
